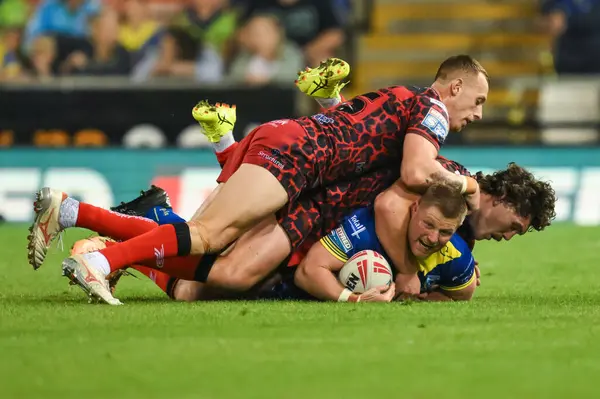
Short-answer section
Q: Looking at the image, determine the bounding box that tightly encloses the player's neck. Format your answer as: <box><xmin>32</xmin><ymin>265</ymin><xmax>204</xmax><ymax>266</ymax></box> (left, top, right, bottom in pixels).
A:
<box><xmin>429</xmin><ymin>82</ymin><xmax>447</xmax><ymax>101</ymax></box>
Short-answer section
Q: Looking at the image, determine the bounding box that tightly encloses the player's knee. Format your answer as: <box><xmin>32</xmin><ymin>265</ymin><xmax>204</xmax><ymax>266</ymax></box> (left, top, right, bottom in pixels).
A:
<box><xmin>172</xmin><ymin>280</ymin><xmax>203</xmax><ymax>302</ymax></box>
<box><xmin>188</xmin><ymin>219</ymin><xmax>231</xmax><ymax>254</ymax></box>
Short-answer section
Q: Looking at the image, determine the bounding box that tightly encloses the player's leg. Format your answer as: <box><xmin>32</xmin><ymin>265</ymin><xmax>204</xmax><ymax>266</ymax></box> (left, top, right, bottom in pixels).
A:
<box><xmin>65</xmin><ymin>119</ymin><xmax>314</xmax><ymax>283</ymax></box>
<box><xmin>27</xmin><ymin>188</ymin><xmax>164</xmax><ymax>269</ymax></box>
<box><xmin>27</xmin><ymin>101</ymin><xmax>240</xmax><ymax>271</ymax></box>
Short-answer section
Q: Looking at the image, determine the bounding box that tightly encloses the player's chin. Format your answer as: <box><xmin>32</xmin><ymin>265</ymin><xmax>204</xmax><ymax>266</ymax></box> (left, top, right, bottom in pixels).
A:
<box><xmin>411</xmin><ymin>242</ymin><xmax>437</xmax><ymax>259</ymax></box>
<box><xmin>451</xmin><ymin>123</ymin><xmax>464</xmax><ymax>132</ymax></box>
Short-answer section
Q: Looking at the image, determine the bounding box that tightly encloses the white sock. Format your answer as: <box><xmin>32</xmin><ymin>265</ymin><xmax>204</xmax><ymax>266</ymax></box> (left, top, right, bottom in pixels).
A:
<box><xmin>82</xmin><ymin>252</ymin><xmax>111</xmax><ymax>275</ymax></box>
<box><xmin>213</xmin><ymin>131</ymin><xmax>234</xmax><ymax>153</ymax></box>
<box><xmin>58</xmin><ymin>197</ymin><xmax>80</xmax><ymax>228</ymax></box>
<box><xmin>315</xmin><ymin>96</ymin><xmax>341</xmax><ymax>109</ymax></box>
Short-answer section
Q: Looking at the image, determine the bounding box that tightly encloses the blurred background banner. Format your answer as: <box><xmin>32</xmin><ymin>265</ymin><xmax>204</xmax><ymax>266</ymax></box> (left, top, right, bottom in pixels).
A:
<box><xmin>2</xmin><ymin>0</ymin><xmax>600</xmax><ymax>223</ymax></box>
<box><xmin>1</xmin><ymin>147</ymin><xmax>600</xmax><ymax>225</ymax></box>
<box><xmin>0</xmin><ymin>84</ymin><xmax>296</xmax><ymax>146</ymax></box>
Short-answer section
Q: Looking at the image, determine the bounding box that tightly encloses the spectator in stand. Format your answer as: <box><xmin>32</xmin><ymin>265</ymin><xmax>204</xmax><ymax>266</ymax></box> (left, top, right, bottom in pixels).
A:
<box><xmin>27</xmin><ymin>35</ymin><xmax>56</xmax><ymax>79</ymax></box>
<box><xmin>23</xmin><ymin>0</ymin><xmax>101</xmax><ymax>52</ymax></box>
<box><xmin>60</xmin><ymin>9</ymin><xmax>130</xmax><ymax>76</ymax></box>
<box><xmin>240</xmin><ymin>0</ymin><xmax>345</xmax><ymax>65</ymax></box>
<box><xmin>539</xmin><ymin>0</ymin><xmax>600</xmax><ymax>74</ymax></box>
<box><xmin>229</xmin><ymin>14</ymin><xmax>303</xmax><ymax>85</ymax></box>
<box><xmin>153</xmin><ymin>0</ymin><xmax>237</xmax><ymax>82</ymax></box>
<box><xmin>0</xmin><ymin>0</ymin><xmax>29</xmax><ymax>81</ymax></box>
<box><xmin>0</xmin><ymin>25</ymin><xmax>22</xmax><ymax>80</ymax></box>
<box><xmin>117</xmin><ymin>0</ymin><xmax>164</xmax><ymax>79</ymax></box>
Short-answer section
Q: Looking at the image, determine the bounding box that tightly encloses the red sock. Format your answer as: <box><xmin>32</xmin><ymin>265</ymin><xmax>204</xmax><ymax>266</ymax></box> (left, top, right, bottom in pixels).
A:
<box><xmin>99</xmin><ymin>224</ymin><xmax>193</xmax><ymax>273</ymax></box>
<box><xmin>106</xmin><ymin>236</ymin><xmax>202</xmax><ymax>281</ymax></box>
<box><xmin>215</xmin><ymin>142</ymin><xmax>238</xmax><ymax>168</ymax></box>
<box><xmin>138</xmin><ymin>255</ymin><xmax>201</xmax><ymax>281</ymax></box>
<box><xmin>76</xmin><ymin>202</ymin><xmax>158</xmax><ymax>240</ymax></box>
<box><xmin>132</xmin><ymin>265</ymin><xmax>176</xmax><ymax>297</ymax></box>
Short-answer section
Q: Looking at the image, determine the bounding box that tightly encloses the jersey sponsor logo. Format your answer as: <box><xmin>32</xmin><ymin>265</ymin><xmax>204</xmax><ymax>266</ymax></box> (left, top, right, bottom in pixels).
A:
<box><xmin>335</xmin><ymin>226</ymin><xmax>353</xmax><ymax>252</ymax></box>
<box><xmin>258</xmin><ymin>150</ymin><xmax>285</xmax><ymax>169</ymax></box>
<box><xmin>313</xmin><ymin>113</ymin><xmax>335</xmax><ymax>124</ymax></box>
<box><xmin>349</xmin><ymin>214</ymin><xmax>367</xmax><ymax>238</ymax></box>
<box><xmin>421</xmin><ymin>108</ymin><xmax>449</xmax><ymax>142</ymax></box>
<box><xmin>428</xmin><ymin>97</ymin><xmax>449</xmax><ymax>117</ymax></box>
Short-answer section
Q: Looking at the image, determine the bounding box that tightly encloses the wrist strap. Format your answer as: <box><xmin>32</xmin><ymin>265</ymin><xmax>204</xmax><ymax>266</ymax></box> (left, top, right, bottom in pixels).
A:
<box><xmin>460</xmin><ymin>176</ymin><xmax>468</xmax><ymax>194</ymax></box>
<box><xmin>338</xmin><ymin>288</ymin><xmax>353</xmax><ymax>302</ymax></box>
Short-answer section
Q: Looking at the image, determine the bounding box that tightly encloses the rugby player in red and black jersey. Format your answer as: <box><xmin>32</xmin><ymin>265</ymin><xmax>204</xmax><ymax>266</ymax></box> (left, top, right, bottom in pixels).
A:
<box><xmin>29</xmin><ymin>56</ymin><xmax>494</xmax><ymax>304</ymax></box>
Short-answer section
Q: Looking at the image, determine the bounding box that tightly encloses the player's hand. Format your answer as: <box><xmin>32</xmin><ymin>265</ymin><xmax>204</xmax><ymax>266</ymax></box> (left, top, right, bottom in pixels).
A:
<box><xmin>464</xmin><ymin>192</ymin><xmax>480</xmax><ymax>213</ymax></box>
<box><xmin>464</xmin><ymin>178</ymin><xmax>480</xmax><ymax>213</ymax></box>
<box><xmin>475</xmin><ymin>262</ymin><xmax>481</xmax><ymax>286</ymax></box>
<box><xmin>394</xmin><ymin>272</ymin><xmax>421</xmax><ymax>299</ymax></box>
<box><xmin>358</xmin><ymin>284</ymin><xmax>395</xmax><ymax>302</ymax></box>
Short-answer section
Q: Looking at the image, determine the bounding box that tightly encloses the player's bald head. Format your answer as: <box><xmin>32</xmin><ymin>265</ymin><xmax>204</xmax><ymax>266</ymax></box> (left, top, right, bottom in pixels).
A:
<box><xmin>434</xmin><ymin>55</ymin><xmax>489</xmax><ymax>84</ymax></box>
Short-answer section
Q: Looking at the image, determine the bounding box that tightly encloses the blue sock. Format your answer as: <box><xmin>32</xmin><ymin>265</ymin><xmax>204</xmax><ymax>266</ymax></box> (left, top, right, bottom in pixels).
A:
<box><xmin>145</xmin><ymin>206</ymin><xmax>186</xmax><ymax>225</ymax></box>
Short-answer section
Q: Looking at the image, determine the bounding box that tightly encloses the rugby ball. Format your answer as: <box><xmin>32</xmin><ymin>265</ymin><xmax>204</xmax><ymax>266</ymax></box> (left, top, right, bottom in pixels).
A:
<box><xmin>338</xmin><ymin>250</ymin><xmax>393</xmax><ymax>294</ymax></box>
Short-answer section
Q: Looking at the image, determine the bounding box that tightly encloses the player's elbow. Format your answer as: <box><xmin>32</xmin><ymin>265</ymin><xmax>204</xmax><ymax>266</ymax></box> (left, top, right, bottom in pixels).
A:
<box><xmin>294</xmin><ymin>264</ymin><xmax>311</xmax><ymax>291</ymax></box>
<box><xmin>444</xmin><ymin>281</ymin><xmax>477</xmax><ymax>301</ymax></box>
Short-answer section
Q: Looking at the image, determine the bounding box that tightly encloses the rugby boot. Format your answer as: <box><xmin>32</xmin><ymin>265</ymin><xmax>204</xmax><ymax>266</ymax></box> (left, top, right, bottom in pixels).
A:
<box><xmin>27</xmin><ymin>187</ymin><xmax>68</xmax><ymax>270</ymax></box>
<box><xmin>110</xmin><ymin>185</ymin><xmax>171</xmax><ymax>217</ymax></box>
<box><xmin>70</xmin><ymin>236</ymin><xmax>136</xmax><ymax>295</ymax></box>
<box><xmin>191</xmin><ymin>100</ymin><xmax>237</xmax><ymax>143</ymax></box>
<box><xmin>62</xmin><ymin>254</ymin><xmax>123</xmax><ymax>305</ymax></box>
<box><xmin>295</xmin><ymin>57</ymin><xmax>350</xmax><ymax>99</ymax></box>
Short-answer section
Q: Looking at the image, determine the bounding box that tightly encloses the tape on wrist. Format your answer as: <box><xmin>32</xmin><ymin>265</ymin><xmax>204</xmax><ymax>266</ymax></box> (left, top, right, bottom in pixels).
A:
<box><xmin>460</xmin><ymin>176</ymin><xmax>468</xmax><ymax>194</ymax></box>
<box><xmin>337</xmin><ymin>288</ymin><xmax>353</xmax><ymax>302</ymax></box>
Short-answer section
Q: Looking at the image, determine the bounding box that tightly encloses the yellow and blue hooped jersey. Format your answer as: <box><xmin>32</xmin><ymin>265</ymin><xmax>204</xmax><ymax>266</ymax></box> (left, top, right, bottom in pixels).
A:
<box><xmin>320</xmin><ymin>207</ymin><xmax>476</xmax><ymax>292</ymax></box>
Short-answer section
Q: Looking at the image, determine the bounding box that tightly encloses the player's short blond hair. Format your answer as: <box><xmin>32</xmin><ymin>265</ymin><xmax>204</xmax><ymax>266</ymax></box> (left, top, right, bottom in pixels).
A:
<box><xmin>420</xmin><ymin>183</ymin><xmax>467</xmax><ymax>220</ymax></box>
<box><xmin>434</xmin><ymin>55</ymin><xmax>489</xmax><ymax>84</ymax></box>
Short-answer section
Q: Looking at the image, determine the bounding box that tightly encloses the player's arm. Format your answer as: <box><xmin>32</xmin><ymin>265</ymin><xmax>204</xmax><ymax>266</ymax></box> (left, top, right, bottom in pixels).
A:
<box><xmin>374</xmin><ymin>181</ymin><xmax>417</xmax><ymax>275</ymax></box>
<box><xmin>293</xmin><ymin>241</ymin><xmax>356</xmax><ymax>302</ymax></box>
<box><xmin>401</xmin><ymin>95</ymin><xmax>479</xmax><ymax>209</ymax></box>
<box><xmin>419</xmin><ymin>278</ymin><xmax>477</xmax><ymax>302</ymax></box>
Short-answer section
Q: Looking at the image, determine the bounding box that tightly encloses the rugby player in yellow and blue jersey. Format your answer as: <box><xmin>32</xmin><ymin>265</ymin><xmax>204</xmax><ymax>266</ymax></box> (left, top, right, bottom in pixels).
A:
<box><xmin>315</xmin><ymin>209</ymin><xmax>474</xmax><ymax>301</ymax></box>
<box><xmin>293</xmin><ymin>183</ymin><xmax>475</xmax><ymax>303</ymax></box>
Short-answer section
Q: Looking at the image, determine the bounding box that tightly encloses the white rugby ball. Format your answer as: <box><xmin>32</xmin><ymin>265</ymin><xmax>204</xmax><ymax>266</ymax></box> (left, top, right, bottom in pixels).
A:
<box><xmin>338</xmin><ymin>250</ymin><xmax>393</xmax><ymax>294</ymax></box>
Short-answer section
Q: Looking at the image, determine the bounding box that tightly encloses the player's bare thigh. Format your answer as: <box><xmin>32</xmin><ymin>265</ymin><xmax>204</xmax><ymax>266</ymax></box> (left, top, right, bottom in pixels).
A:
<box><xmin>190</xmin><ymin>184</ymin><xmax>223</xmax><ymax>221</ymax></box>
<box><xmin>202</xmin><ymin>214</ymin><xmax>292</xmax><ymax>291</ymax></box>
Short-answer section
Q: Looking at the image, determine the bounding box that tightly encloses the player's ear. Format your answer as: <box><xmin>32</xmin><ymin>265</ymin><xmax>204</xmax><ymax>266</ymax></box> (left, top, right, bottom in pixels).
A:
<box><xmin>410</xmin><ymin>201</ymin><xmax>419</xmax><ymax>215</ymax></box>
<box><xmin>451</xmin><ymin>78</ymin><xmax>463</xmax><ymax>96</ymax></box>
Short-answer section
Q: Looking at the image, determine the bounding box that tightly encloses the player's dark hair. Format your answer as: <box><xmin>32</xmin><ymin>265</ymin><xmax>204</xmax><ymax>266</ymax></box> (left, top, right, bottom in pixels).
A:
<box><xmin>475</xmin><ymin>163</ymin><xmax>557</xmax><ymax>231</ymax></box>
<box><xmin>420</xmin><ymin>183</ymin><xmax>467</xmax><ymax>220</ymax></box>
<box><xmin>435</xmin><ymin>55</ymin><xmax>490</xmax><ymax>83</ymax></box>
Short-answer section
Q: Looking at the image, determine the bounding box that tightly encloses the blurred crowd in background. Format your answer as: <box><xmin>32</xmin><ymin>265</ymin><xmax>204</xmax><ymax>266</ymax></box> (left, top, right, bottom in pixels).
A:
<box><xmin>539</xmin><ymin>0</ymin><xmax>600</xmax><ymax>75</ymax></box>
<box><xmin>3</xmin><ymin>1</ymin><xmax>600</xmax><ymax>85</ymax></box>
<box><xmin>0</xmin><ymin>0</ymin><xmax>351</xmax><ymax>84</ymax></box>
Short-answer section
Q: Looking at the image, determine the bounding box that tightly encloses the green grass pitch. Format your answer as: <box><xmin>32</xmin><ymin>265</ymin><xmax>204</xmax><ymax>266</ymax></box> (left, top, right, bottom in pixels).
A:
<box><xmin>1</xmin><ymin>223</ymin><xmax>599</xmax><ymax>398</ymax></box>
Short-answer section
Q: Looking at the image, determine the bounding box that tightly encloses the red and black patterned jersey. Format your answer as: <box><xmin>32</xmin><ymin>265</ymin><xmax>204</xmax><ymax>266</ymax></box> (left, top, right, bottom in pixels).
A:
<box><xmin>294</xmin><ymin>86</ymin><xmax>450</xmax><ymax>187</ymax></box>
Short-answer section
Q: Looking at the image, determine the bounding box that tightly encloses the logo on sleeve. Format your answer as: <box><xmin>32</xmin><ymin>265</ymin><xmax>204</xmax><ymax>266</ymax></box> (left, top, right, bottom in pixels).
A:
<box><xmin>428</xmin><ymin>97</ymin><xmax>449</xmax><ymax>117</ymax></box>
<box><xmin>421</xmin><ymin>108</ymin><xmax>449</xmax><ymax>142</ymax></box>
<box><xmin>335</xmin><ymin>227</ymin><xmax>353</xmax><ymax>252</ymax></box>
